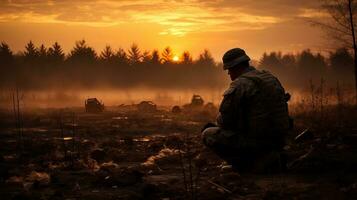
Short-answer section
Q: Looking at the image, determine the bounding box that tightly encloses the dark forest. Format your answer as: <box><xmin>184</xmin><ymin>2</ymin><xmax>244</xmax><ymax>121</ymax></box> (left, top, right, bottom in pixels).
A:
<box><xmin>0</xmin><ymin>40</ymin><xmax>355</xmax><ymax>90</ymax></box>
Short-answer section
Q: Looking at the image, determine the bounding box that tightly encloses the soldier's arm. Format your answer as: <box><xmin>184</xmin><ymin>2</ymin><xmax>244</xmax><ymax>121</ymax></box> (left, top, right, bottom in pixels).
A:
<box><xmin>217</xmin><ymin>81</ymin><xmax>244</xmax><ymax>130</ymax></box>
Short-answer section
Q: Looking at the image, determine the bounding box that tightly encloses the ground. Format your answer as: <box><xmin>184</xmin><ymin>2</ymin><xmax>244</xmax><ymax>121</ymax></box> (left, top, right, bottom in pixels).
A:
<box><xmin>0</xmin><ymin>104</ymin><xmax>357</xmax><ymax>200</ymax></box>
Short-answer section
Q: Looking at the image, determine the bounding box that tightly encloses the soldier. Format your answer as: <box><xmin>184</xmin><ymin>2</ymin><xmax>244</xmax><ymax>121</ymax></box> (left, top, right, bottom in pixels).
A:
<box><xmin>202</xmin><ymin>48</ymin><xmax>290</xmax><ymax>172</ymax></box>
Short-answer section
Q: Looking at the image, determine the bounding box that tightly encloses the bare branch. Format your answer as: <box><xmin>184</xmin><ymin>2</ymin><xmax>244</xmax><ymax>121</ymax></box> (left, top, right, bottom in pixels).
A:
<box><xmin>309</xmin><ymin>19</ymin><xmax>352</xmax><ymax>35</ymax></box>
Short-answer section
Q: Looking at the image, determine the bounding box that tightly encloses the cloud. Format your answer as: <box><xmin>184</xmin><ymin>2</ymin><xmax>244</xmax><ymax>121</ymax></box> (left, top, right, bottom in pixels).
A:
<box><xmin>0</xmin><ymin>0</ymin><xmax>322</xmax><ymax>35</ymax></box>
<box><xmin>298</xmin><ymin>8</ymin><xmax>328</xmax><ymax>18</ymax></box>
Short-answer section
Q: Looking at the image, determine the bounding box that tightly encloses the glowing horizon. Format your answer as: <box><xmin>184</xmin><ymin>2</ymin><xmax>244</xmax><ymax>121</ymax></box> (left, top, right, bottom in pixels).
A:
<box><xmin>0</xmin><ymin>0</ymin><xmax>328</xmax><ymax>60</ymax></box>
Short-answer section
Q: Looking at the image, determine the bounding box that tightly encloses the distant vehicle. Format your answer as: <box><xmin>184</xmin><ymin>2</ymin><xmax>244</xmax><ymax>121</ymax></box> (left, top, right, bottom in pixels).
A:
<box><xmin>183</xmin><ymin>94</ymin><xmax>205</xmax><ymax>111</ymax></box>
<box><xmin>191</xmin><ymin>95</ymin><xmax>204</xmax><ymax>106</ymax></box>
<box><xmin>171</xmin><ymin>105</ymin><xmax>182</xmax><ymax>114</ymax></box>
<box><xmin>137</xmin><ymin>101</ymin><xmax>157</xmax><ymax>112</ymax></box>
<box><xmin>85</xmin><ymin>98</ymin><xmax>104</xmax><ymax>113</ymax></box>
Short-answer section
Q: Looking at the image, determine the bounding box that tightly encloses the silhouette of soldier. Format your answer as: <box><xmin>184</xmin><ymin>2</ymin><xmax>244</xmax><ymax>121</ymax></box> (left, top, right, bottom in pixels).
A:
<box><xmin>202</xmin><ymin>48</ymin><xmax>290</xmax><ymax>172</ymax></box>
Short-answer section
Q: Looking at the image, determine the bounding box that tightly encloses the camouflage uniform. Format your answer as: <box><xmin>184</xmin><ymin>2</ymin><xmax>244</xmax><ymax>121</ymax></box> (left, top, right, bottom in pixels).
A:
<box><xmin>202</xmin><ymin>66</ymin><xmax>290</xmax><ymax>171</ymax></box>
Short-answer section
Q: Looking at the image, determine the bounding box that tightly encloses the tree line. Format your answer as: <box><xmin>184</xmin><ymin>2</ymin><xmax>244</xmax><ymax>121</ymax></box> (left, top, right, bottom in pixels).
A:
<box><xmin>259</xmin><ymin>49</ymin><xmax>354</xmax><ymax>89</ymax></box>
<box><xmin>0</xmin><ymin>40</ymin><xmax>355</xmax><ymax>90</ymax></box>
<box><xmin>0</xmin><ymin>40</ymin><xmax>222</xmax><ymax>90</ymax></box>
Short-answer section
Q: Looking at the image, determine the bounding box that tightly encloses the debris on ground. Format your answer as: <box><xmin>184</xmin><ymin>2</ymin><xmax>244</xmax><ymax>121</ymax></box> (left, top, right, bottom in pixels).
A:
<box><xmin>25</xmin><ymin>171</ymin><xmax>51</xmax><ymax>188</ymax></box>
<box><xmin>0</xmin><ymin>103</ymin><xmax>356</xmax><ymax>199</ymax></box>
<box><xmin>142</xmin><ymin>148</ymin><xmax>182</xmax><ymax>168</ymax></box>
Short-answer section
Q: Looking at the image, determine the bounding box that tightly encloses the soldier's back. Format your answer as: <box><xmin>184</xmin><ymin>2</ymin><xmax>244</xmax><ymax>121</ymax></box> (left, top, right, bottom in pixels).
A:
<box><xmin>238</xmin><ymin>68</ymin><xmax>289</xmax><ymax>149</ymax></box>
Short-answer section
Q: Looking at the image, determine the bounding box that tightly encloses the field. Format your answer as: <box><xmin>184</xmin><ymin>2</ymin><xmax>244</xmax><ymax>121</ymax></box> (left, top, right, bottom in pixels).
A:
<box><xmin>0</xmin><ymin>100</ymin><xmax>357</xmax><ymax>200</ymax></box>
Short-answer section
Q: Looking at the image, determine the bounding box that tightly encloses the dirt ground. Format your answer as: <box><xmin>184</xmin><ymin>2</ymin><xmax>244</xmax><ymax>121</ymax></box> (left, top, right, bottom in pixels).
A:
<box><xmin>0</xmin><ymin>104</ymin><xmax>357</xmax><ymax>200</ymax></box>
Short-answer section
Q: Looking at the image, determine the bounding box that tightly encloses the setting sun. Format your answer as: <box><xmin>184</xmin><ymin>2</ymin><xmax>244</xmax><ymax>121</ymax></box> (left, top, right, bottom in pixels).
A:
<box><xmin>173</xmin><ymin>55</ymin><xmax>179</xmax><ymax>62</ymax></box>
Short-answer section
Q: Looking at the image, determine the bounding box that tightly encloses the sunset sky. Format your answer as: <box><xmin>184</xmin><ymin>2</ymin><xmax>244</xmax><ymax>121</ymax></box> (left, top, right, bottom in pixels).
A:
<box><xmin>0</xmin><ymin>0</ymin><xmax>329</xmax><ymax>61</ymax></box>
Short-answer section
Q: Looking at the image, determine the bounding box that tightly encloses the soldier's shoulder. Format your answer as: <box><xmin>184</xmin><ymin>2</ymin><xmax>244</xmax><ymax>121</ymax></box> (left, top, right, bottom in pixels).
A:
<box><xmin>222</xmin><ymin>76</ymin><xmax>254</xmax><ymax>96</ymax></box>
<box><xmin>223</xmin><ymin>83</ymin><xmax>237</xmax><ymax>96</ymax></box>
<box><xmin>235</xmin><ymin>71</ymin><xmax>259</xmax><ymax>87</ymax></box>
<box><xmin>241</xmin><ymin>68</ymin><xmax>280</xmax><ymax>85</ymax></box>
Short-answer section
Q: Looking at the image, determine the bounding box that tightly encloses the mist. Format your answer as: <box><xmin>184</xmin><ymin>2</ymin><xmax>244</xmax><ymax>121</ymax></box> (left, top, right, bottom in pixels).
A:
<box><xmin>0</xmin><ymin>40</ymin><xmax>356</xmax><ymax>109</ymax></box>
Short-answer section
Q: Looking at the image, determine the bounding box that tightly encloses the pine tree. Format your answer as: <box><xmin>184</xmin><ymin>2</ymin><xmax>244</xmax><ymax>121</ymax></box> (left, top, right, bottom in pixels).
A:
<box><xmin>24</xmin><ymin>41</ymin><xmax>39</xmax><ymax>61</ymax></box>
<box><xmin>68</xmin><ymin>40</ymin><xmax>97</xmax><ymax>64</ymax></box>
<box><xmin>181</xmin><ymin>51</ymin><xmax>193</xmax><ymax>65</ymax></box>
<box><xmin>150</xmin><ymin>50</ymin><xmax>160</xmax><ymax>65</ymax></box>
<box><xmin>48</xmin><ymin>42</ymin><xmax>65</xmax><ymax>64</ymax></box>
<box><xmin>128</xmin><ymin>43</ymin><xmax>141</xmax><ymax>65</ymax></box>
<box><xmin>0</xmin><ymin>42</ymin><xmax>13</xmax><ymax>66</ymax></box>
<box><xmin>100</xmin><ymin>45</ymin><xmax>115</xmax><ymax>61</ymax></box>
<box><xmin>161</xmin><ymin>46</ymin><xmax>173</xmax><ymax>64</ymax></box>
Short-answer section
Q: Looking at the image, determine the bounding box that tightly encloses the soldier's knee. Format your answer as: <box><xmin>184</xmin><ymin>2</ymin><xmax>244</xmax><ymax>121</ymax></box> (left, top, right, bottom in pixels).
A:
<box><xmin>202</xmin><ymin>127</ymin><xmax>220</xmax><ymax>146</ymax></box>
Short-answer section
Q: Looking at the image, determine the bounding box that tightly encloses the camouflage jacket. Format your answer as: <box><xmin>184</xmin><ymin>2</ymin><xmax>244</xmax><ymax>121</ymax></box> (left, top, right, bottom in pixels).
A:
<box><xmin>217</xmin><ymin>66</ymin><xmax>289</xmax><ymax>145</ymax></box>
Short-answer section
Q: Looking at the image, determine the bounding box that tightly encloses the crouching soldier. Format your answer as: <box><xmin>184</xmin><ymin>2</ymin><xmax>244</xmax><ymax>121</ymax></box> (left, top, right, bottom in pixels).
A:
<box><xmin>202</xmin><ymin>48</ymin><xmax>290</xmax><ymax>173</ymax></box>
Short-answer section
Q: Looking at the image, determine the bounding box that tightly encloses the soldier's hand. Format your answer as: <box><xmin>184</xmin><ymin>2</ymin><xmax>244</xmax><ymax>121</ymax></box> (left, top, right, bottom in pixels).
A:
<box><xmin>201</xmin><ymin>122</ymin><xmax>217</xmax><ymax>133</ymax></box>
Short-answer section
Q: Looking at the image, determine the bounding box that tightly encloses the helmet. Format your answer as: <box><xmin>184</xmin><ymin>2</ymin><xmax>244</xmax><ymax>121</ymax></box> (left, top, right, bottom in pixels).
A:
<box><xmin>222</xmin><ymin>48</ymin><xmax>250</xmax><ymax>70</ymax></box>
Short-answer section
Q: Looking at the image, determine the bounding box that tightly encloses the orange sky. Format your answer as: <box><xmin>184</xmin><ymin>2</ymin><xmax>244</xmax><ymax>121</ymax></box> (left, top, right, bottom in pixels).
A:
<box><xmin>0</xmin><ymin>0</ymin><xmax>329</xmax><ymax>60</ymax></box>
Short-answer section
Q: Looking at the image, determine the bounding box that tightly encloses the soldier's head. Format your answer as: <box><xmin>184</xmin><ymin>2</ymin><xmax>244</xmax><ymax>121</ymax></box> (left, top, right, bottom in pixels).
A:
<box><xmin>222</xmin><ymin>48</ymin><xmax>250</xmax><ymax>80</ymax></box>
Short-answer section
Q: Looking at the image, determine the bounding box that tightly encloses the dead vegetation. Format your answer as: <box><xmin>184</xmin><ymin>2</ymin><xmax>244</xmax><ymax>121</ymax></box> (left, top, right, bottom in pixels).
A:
<box><xmin>0</xmin><ymin>92</ymin><xmax>356</xmax><ymax>200</ymax></box>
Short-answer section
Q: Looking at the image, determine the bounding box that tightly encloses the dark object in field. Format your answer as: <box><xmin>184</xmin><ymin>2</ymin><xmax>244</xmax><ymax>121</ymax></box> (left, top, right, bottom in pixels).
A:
<box><xmin>171</xmin><ymin>105</ymin><xmax>182</xmax><ymax>113</ymax></box>
<box><xmin>190</xmin><ymin>94</ymin><xmax>204</xmax><ymax>106</ymax></box>
<box><xmin>85</xmin><ymin>98</ymin><xmax>104</xmax><ymax>113</ymax></box>
<box><xmin>295</xmin><ymin>128</ymin><xmax>314</xmax><ymax>142</ymax></box>
<box><xmin>137</xmin><ymin>101</ymin><xmax>157</xmax><ymax>112</ymax></box>
<box><xmin>183</xmin><ymin>94</ymin><xmax>205</xmax><ymax>110</ymax></box>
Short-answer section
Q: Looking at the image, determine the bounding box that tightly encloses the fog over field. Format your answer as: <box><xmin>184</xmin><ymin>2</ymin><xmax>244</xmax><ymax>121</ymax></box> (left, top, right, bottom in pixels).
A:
<box><xmin>0</xmin><ymin>40</ymin><xmax>355</xmax><ymax>109</ymax></box>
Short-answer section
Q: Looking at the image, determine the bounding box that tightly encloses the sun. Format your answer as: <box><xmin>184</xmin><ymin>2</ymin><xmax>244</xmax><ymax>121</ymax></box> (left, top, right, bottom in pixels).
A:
<box><xmin>173</xmin><ymin>55</ymin><xmax>179</xmax><ymax>62</ymax></box>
